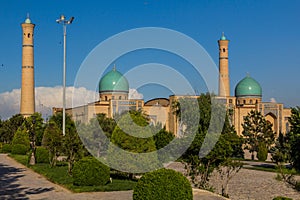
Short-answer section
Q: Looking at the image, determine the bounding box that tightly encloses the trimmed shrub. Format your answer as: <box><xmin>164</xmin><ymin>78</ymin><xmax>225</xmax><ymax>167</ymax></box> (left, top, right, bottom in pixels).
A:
<box><xmin>133</xmin><ymin>168</ymin><xmax>193</xmax><ymax>200</ymax></box>
<box><xmin>273</xmin><ymin>197</ymin><xmax>293</xmax><ymax>200</ymax></box>
<box><xmin>12</xmin><ymin>128</ymin><xmax>30</xmax><ymax>148</ymax></box>
<box><xmin>1</xmin><ymin>144</ymin><xmax>12</xmax><ymax>153</ymax></box>
<box><xmin>36</xmin><ymin>147</ymin><xmax>49</xmax><ymax>163</ymax></box>
<box><xmin>257</xmin><ymin>142</ymin><xmax>268</xmax><ymax>161</ymax></box>
<box><xmin>11</xmin><ymin>144</ymin><xmax>28</xmax><ymax>155</ymax></box>
<box><xmin>72</xmin><ymin>157</ymin><xmax>110</xmax><ymax>186</ymax></box>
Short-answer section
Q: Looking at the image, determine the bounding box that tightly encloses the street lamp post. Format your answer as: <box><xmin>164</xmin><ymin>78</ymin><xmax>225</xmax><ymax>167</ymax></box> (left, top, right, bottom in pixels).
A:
<box><xmin>56</xmin><ymin>15</ymin><xmax>74</xmax><ymax>136</ymax></box>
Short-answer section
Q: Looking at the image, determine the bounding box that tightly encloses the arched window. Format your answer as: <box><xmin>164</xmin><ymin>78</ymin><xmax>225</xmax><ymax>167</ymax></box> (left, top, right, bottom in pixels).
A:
<box><xmin>119</xmin><ymin>96</ymin><xmax>122</xmax><ymax>100</ymax></box>
<box><xmin>27</xmin><ymin>33</ymin><xmax>30</xmax><ymax>38</ymax></box>
<box><xmin>222</xmin><ymin>48</ymin><xmax>226</xmax><ymax>52</ymax></box>
<box><xmin>250</xmin><ymin>99</ymin><xmax>253</xmax><ymax>104</ymax></box>
<box><xmin>243</xmin><ymin>100</ymin><xmax>246</xmax><ymax>104</ymax></box>
<box><xmin>105</xmin><ymin>96</ymin><xmax>107</xmax><ymax>101</ymax></box>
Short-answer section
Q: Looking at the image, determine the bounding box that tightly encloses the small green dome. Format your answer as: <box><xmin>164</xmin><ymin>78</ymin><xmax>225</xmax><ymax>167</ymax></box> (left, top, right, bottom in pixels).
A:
<box><xmin>99</xmin><ymin>68</ymin><xmax>129</xmax><ymax>93</ymax></box>
<box><xmin>220</xmin><ymin>32</ymin><xmax>227</xmax><ymax>40</ymax></box>
<box><xmin>235</xmin><ymin>76</ymin><xmax>262</xmax><ymax>97</ymax></box>
<box><xmin>25</xmin><ymin>18</ymin><xmax>31</xmax><ymax>24</ymax></box>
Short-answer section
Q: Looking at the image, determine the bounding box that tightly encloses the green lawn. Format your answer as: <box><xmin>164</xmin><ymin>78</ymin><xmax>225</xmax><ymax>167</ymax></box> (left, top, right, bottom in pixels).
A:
<box><xmin>9</xmin><ymin>154</ymin><xmax>137</xmax><ymax>192</ymax></box>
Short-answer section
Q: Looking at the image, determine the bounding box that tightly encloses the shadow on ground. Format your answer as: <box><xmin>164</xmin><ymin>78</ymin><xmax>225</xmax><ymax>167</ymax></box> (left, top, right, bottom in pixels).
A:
<box><xmin>0</xmin><ymin>163</ymin><xmax>54</xmax><ymax>199</ymax></box>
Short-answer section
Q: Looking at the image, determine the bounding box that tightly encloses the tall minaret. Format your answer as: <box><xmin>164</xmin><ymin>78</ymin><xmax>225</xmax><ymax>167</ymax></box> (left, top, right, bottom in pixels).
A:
<box><xmin>20</xmin><ymin>15</ymin><xmax>35</xmax><ymax>117</ymax></box>
<box><xmin>218</xmin><ymin>32</ymin><xmax>230</xmax><ymax>97</ymax></box>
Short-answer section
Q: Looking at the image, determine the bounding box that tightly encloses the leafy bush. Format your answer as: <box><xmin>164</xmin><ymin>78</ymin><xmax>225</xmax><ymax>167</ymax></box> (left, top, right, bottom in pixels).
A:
<box><xmin>273</xmin><ymin>197</ymin><xmax>293</xmax><ymax>200</ymax></box>
<box><xmin>73</xmin><ymin>157</ymin><xmax>110</xmax><ymax>186</ymax></box>
<box><xmin>108</xmin><ymin>111</ymin><xmax>161</xmax><ymax>172</ymax></box>
<box><xmin>257</xmin><ymin>142</ymin><xmax>268</xmax><ymax>161</ymax></box>
<box><xmin>1</xmin><ymin>144</ymin><xmax>12</xmax><ymax>153</ymax></box>
<box><xmin>133</xmin><ymin>168</ymin><xmax>192</xmax><ymax>200</ymax></box>
<box><xmin>36</xmin><ymin>147</ymin><xmax>49</xmax><ymax>163</ymax></box>
<box><xmin>11</xmin><ymin>144</ymin><xmax>28</xmax><ymax>155</ymax></box>
<box><xmin>12</xmin><ymin>128</ymin><xmax>30</xmax><ymax>148</ymax></box>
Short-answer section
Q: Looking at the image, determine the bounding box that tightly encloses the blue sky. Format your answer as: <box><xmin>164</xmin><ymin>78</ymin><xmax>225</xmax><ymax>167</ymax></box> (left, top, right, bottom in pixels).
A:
<box><xmin>0</xmin><ymin>0</ymin><xmax>299</xmax><ymax>110</ymax></box>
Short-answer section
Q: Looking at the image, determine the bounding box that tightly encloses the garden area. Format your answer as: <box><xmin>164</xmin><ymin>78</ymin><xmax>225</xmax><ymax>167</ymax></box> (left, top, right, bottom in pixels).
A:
<box><xmin>0</xmin><ymin>96</ymin><xmax>300</xmax><ymax>199</ymax></box>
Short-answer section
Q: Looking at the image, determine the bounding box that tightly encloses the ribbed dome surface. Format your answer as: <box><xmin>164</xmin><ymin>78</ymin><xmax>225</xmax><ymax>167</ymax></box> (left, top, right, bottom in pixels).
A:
<box><xmin>235</xmin><ymin>76</ymin><xmax>262</xmax><ymax>97</ymax></box>
<box><xmin>99</xmin><ymin>69</ymin><xmax>129</xmax><ymax>93</ymax></box>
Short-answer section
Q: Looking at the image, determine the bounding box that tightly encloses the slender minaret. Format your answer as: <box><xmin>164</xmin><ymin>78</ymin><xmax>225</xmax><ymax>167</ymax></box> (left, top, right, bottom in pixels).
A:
<box><xmin>20</xmin><ymin>15</ymin><xmax>35</xmax><ymax>117</ymax></box>
<box><xmin>218</xmin><ymin>32</ymin><xmax>230</xmax><ymax>97</ymax></box>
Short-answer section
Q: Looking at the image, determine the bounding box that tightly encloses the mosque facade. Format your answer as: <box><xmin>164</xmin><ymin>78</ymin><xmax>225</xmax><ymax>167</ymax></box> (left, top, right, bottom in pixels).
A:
<box><xmin>54</xmin><ymin>34</ymin><xmax>291</xmax><ymax>137</ymax></box>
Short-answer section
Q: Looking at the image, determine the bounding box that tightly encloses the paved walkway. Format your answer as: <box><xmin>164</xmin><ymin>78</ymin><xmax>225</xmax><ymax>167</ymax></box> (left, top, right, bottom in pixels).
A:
<box><xmin>167</xmin><ymin>161</ymin><xmax>300</xmax><ymax>200</ymax></box>
<box><xmin>0</xmin><ymin>154</ymin><xmax>226</xmax><ymax>200</ymax></box>
<box><xmin>210</xmin><ymin>162</ymin><xmax>300</xmax><ymax>200</ymax></box>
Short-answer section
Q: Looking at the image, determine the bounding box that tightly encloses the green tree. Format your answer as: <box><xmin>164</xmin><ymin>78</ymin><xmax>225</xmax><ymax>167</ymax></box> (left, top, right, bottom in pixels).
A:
<box><xmin>174</xmin><ymin>93</ymin><xmax>243</xmax><ymax>193</ymax></box>
<box><xmin>271</xmin><ymin>132</ymin><xmax>291</xmax><ymax>164</ymax></box>
<box><xmin>12</xmin><ymin>126</ymin><xmax>30</xmax><ymax>149</ymax></box>
<box><xmin>108</xmin><ymin>110</ymin><xmax>160</xmax><ymax>175</ymax></box>
<box><xmin>242</xmin><ymin>110</ymin><xmax>275</xmax><ymax>160</ymax></box>
<box><xmin>42</xmin><ymin>121</ymin><xmax>62</xmax><ymax>167</ymax></box>
<box><xmin>49</xmin><ymin>113</ymin><xmax>86</xmax><ymax>173</ymax></box>
<box><xmin>96</xmin><ymin>113</ymin><xmax>116</xmax><ymax>139</ymax></box>
<box><xmin>288</xmin><ymin>106</ymin><xmax>300</xmax><ymax>171</ymax></box>
<box><xmin>24</xmin><ymin>113</ymin><xmax>45</xmax><ymax>146</ymax></box>
<box><xmin>271</xmin><ymin>132</ymin><xmax>294</xmax><ymax>185</ymax></box>
<box><xmin>257</xmin><ymin>141</ymin><xmax>268</xmax><ymax>161</ymax></box>
<box><xmin>0</xmin><ymin>114</ymin><xmax>25</xmax><ymax>143</ymax></box>
<box><xmin>77</xmin><ymin>113</ymin><xmax>116</xmax><ymax>159</ymax></box>
<box><xmin>64</xmin><ymin>122</ymin><xmax>86</xmax><ymax>174</ymax></box>
<box><xmin>217</xmin><ymin>159</ymin><xmax>243</xmax><ymax>198</ymax></box>
<box><xmin>153</xmin><ymin>128</ymin><xmax>174</xmax><ymax>150</ymax></box>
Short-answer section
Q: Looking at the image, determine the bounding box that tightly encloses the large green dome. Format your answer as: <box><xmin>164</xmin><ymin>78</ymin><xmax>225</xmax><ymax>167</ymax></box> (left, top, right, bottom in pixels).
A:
<box><xmin>235</xmin><ymin>76</ymin><xmax>262</xmax><ymax>97</ymax></box>
<box><xmin>99</xmin><ymin>68</ymin><xmax>129</xmax><ymax>93</ymax></box>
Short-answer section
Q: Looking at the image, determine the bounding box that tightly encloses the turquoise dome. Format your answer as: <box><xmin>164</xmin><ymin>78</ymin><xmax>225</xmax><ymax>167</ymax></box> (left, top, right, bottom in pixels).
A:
<box><xmin>99</xmin><ymin>68</ymin><xmax>129</xmax><ymax>93</ymax></box>
<box><xmin>220</xmin><ymin>32</ymin><xmax>227</xmax><ymax>40</ymax></box>
<box><xmin>235</xmin><ymin>76</ymin><xmax>262</xmax><ymax>97</ymax></box>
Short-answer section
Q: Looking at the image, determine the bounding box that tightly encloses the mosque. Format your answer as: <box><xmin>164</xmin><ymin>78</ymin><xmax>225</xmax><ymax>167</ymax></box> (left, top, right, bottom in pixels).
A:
<box><xmin>54</xmin><ymin>33</ymin><xmax>291</xmax><ymax>137</ymax></box>
<box><xmin>19</xmin><ymin>16</ymin><xmax>290</xmax><ymax>137</ymax></box>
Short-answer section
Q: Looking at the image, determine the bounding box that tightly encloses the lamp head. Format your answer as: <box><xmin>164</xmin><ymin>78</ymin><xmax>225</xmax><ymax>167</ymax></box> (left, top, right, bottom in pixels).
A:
<box><xmin>60</xmin><ymin>15</ymin><xmax>65</xmax><ymax>21</ymax></box>
<box><xmin>68</xmin><ymin>17</ymin><xmax>74</xmax><ymax>24</ymax></box>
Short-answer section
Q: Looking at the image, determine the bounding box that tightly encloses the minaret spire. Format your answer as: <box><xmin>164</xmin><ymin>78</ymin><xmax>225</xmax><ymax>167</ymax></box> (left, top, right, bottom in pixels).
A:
<box><xmin>218</xmin><ymin>32</ymin><xmax>230</xmax><ymax>97</ymax></box>
<box><xmin>20</xmin><ymin>16</ymin><xmax>35</xmax><ymax>117</ymax></box>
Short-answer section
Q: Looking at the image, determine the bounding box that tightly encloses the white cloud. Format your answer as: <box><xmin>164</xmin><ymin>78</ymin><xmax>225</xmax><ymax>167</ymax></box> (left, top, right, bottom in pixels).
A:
<box><xmin>129</xmin><ymin>88</ymin><xmax>143</xmax><ymax>99</ymax></box>
<box><xmin>270</xmin><ymin>98</ymin><xmax>277</xmax><ymax>103</ymax></box>
<box><xmin>0</xmin><ymin>86</ymin><xmax>143</xmax><ymax>120</ymax></box>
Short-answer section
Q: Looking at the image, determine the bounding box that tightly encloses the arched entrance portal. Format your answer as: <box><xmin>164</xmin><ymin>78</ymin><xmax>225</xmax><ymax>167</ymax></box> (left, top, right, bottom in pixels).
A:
<box><xmin>265</xmin><ymin>112</ymin><xmax>278</xmax><ymax>136</ymax></box>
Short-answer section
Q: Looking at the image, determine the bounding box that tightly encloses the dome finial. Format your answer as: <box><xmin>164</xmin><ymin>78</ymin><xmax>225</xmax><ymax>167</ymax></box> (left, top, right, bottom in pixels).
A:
<box><xmin>25</xmin><ymin>13</ymin><xmax>31</xmax><ymax>24</ymax></box>
<box><xmin>220</xmin><ymin>32</ymin><xmax>227</xmax><ymax>40</ymax></box>
<box><xmin>246</xmin><ymin>72</ymin><xmax>250</xmax><ymax>77</ymax></box>
<box><xmin>113</xmin><ymin>64</ymin><xmax>116</xmax><ymax>71</ymax></box>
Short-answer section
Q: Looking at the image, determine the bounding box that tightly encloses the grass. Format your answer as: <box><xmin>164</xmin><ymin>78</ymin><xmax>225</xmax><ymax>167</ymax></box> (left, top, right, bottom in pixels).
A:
<box><xmin>242</xmin><ymin>162</ymin><xmax>300</xmax><ymax>175</ymax></box>
<box><xmin>243</xmin><ymin>165</ymin><xmax>278</xmax><ymax>173</ymax></box>
<box><xmin>9</xmin><ymin>154</ymin><xmax>137</xmax><ymax>192</ymax></box>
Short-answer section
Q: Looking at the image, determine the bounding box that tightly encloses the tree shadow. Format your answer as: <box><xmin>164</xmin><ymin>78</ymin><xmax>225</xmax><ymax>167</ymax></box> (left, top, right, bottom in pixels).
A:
<box><xmin>0</xmin><ymin>162</ymin><xmax>54</xmax><ymax>199</ymax></box>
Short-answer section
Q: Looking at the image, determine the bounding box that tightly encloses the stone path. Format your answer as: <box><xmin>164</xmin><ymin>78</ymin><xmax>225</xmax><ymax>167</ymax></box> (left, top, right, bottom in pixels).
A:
<box><xmin>0</xmin><ymin>154</ymin><xmax>226</xmax><ymax>200</ymax></box>
<box><xmin>167</xmin><ymin>162</ymin><xmax>300</xmax><ymax>200</ymax></box>
<box><xmin>210</xmin><ymin>167</ymin><xmax>300</xmax><ymax>200</ymax></box>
